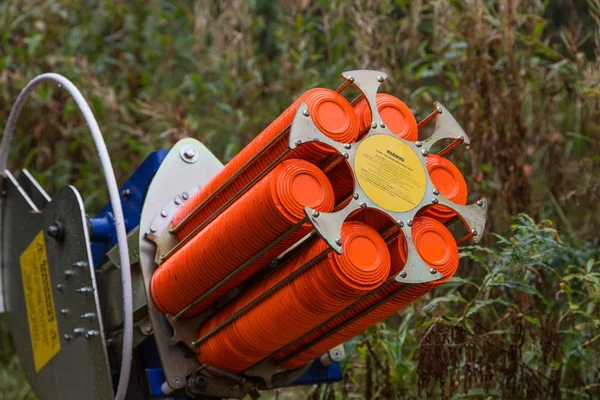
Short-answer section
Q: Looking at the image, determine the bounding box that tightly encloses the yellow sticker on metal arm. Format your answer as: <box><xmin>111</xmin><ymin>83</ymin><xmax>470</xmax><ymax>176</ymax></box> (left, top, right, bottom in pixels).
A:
<box><xmin>20</xmin><ymin>230</ymin><xmax>61</xmax><ymax>372</ymax></box>
<box><xmin>354</xmin><ymin>134</ymin><xmax>426</xmax><ymax>212</ymax></box>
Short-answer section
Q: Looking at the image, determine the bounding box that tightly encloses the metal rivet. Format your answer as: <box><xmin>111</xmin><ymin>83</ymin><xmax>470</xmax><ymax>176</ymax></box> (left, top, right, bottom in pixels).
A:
<box><xmin>56</xmin><ymin>284</ymin><xmax>64</xmax><ymax>291</ymax></box>
<box><xmin>421</xmin><ymin>149</ymin><xmax>429</xmax><ymax>156</ymax></box>
<box><xmin>81</xmin><ymin>313</ymin><xmax>96</xmax><ymax>320</ymax></box>
<box><xmin>121</xmin><ymin>188</ymin><xmax>131</xmax><ymax>198</ymax></box>
<box><xmin>348</xmin><ymin>76</ymin><xmax>355</xmax><ymax>83</ymax></box>
<box><xmin>295</xmin><ymin>139</ymin><xmax>302</xmax><ymax>146</ymax></box>
<box><xmin>371</xmin><ymin>122</ymin><xmax>377</xmax><ymax>129</ymax></box>
<box><xmin>433</xmin><ymin>188</ymin><xmax>440</xmax><ymax>195</ymax></box>
<box><xmin>342</xmin><ymin>152</ymin><xmax>349</xmax><ymax>159</ymax></box>
<box><xmin>73</xmin><ymin>261</ymin><xmax>88</xmax><ymax>268</ymax></box>
<box><xmin>335</xmin><ymin>238</ymin><xmax>342</xmax><ymax>246</ymax></box>
<box><xmin>399</xmin><ymin>271</ymin><xmax>408</xmax><ymax>278</ymax></box>
<box><xmin>174</xmin><ymin>197</ymin><xmax>182</xmax><ymax>205</ymax></box>
<box><xmin>150</xmin><ymin>226</ymin><xmax>157</xmax><ymax>233</ymax></box>
<box><xmin>84</xmin><ymin>330</ymin><xmax>99</xmax><ymax>339</ymax></box>
<box><xmin>379</xmin><ymin>122</ymin><xmax>386</xmax><ymax>128</ymax></box>
<box><xmin>471</xmin><ymin>229</ymin><xmax>478</xmax><ymax>236</ymax></box>
<box><xmin>477</xmin><ymin>199</ymin><xmax>484</xmax><ymax>207</ymax></box>
<box><xmin>173</xmin><ymin>377</ymin><xmax>182</xmax><ymax>387</ymax></box>
<box><xmin>437</xmin><ymin>107</ymin><xmax>443</xmax><ymax>114</ymax></box>
<box><xmin>182</xmin><ymin>192</ymin><xmax>189</xmax><ymax>200</ymax></box>
<box><xmin>457</xmin><ymin>135</ymin><xmax>464</xmax><ymax>141</ymax></box>
<box><xmin>76</xmin><ymin>287</ymin><xmax>93</xmax><ymax>293</ymax></box>
<box><xmin>377</xmin><ymin>75</ymin><xmax>384</xmax><ymax>82</ymax></box>
<box><xmin>416</xmin><ymin>141</ymin><xmax>422</xmax><ymax>148</ymax></box>
<box><xmin>358</xmin><ymin>201</ymin><xmax>367</xmax><ymax>208</ymax></box>
<box><xmin>160</xmin><ymin>209</ymin><xmax>168</xmax><ymax>218</ymax></box>
<box><xmin>63</xmin><ymin>270</ymin><xmax>74</xmax><ymax>279</ymax></box>
<box><xmin>180</xmin><ymin>145</ymin><xmax>198</xmax><ymax>163</ymax></box>
<box><xmin>430</xmin><ymin>268</ymin><xmax>438</xmax><ymax>275</ymax></box>
<box><xmin>431</xmin><ymin>198</ymin><xmax>439</xmax><ymax>204</ymax></box>
<box><xmin>64</xmin><ymin>334</ymin><xmax>73</xmax><ymax>341</ymax></box>
<box><xmin>302</xmin><ymin>109</ymin><xmax>309</xmax><ymax>117</ymax></box>
<box><xmin>144</xmin><ymin>326</ymin><xmax>153</xmax><ymax>334</ymax></box>
<box><xmin>407</xmin><ymin>219</ymin><xmax>413</xmax><ymax>227</ymax></box>
<box><xmin>73</xmin><ymin>328</ymin><xmax>85</xmax><ymax>336</ymax></box>
<box><xmin>344</xmin><ymin>143</ymin><xmax>351</xmax><ymax>149</ymax></box>
<box><xmin>333</xmin><ymin>350</ymin><xmax>342</xmax><ymax>358</ymax></box>
<box><xmin>353</xmin><ymin>193</ymin><xmax>359</xmax><ymax>200</ymax></box>
<box><xmin>60</xmin><ymin>308</ymin><xmax>69</xmax><ymax>315</ymax></box>
<box><xmin>398</xmin><ymin>221</ymin><xmax>404</xmax><ymax>228</ymax></box>
<box><xmin>312</xmin><ymin>210</ymin><xmax>320</xmax><ymax>218</ymax></box>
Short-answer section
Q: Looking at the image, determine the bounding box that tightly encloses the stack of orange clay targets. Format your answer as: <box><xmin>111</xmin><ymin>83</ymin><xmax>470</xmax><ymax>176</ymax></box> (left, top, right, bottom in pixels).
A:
<box><xmin>150</xmin><ymin>87</ymin><xmax>470</xmax><ymax>374</ymax></box>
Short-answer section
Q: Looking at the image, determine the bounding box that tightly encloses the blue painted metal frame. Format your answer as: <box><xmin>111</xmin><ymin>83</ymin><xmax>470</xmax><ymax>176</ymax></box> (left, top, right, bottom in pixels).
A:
<box><xmin>89</xmin><ymin>150</ymin><xmax>341</xmax><ymax>398</ymax></box>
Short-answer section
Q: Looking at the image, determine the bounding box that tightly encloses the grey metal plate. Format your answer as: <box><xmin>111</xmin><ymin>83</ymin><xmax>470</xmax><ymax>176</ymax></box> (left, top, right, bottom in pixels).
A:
<box><xmin>1</xmin><ymin>171</ymin><xmax>113</xmax><ymax>400</ymax></box>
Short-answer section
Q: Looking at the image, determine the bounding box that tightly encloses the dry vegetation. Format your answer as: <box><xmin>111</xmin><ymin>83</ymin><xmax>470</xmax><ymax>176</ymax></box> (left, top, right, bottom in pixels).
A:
<box><xmin>1</xmin><ymin>1</ymin><xmax>599</xmax><ymax>399</ymax></box>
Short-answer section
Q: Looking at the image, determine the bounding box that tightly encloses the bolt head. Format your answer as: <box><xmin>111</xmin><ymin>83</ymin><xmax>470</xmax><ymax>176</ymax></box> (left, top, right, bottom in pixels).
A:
<box><xmin>348</xmin><ymin>76</ymin><xmax>355</xmax><ymax>83</ymax></box>
<box><xmin>477</xmin><ymin>199</ymin><xmax>484</xmax><ymax>207</ymax></box>
<box><xmin>437</xmin><ymin>107</ymin><xmax>443</xmax><ymax>114</ymax></box>
<box><xmin>182</xmin><ymin>192</ymin><xmax>189</xmax><ymax>200</ymax></box>
<box><xmin>174</xmin><ymin>197</ymin><xmax>182</xmax><ymax>205</ymax></box>
<box><xmin>173</xmin><ymin>377</ymin><xmax>182</xmax><ymax>387</ymax></box>
<box><xmin>379</xmin><ymin>122</ymin><xmax>386</xmax><ymax>128</ymax></box>
<box><xmin>294</xmin><ymin>139</ymin><xmax>302</xmax><ymax>146</ymax></box>
<box><xmin>302</xmin><ymin>109</ymin><xmax>310</xmax><ymax>117</ymax></box>
<box><xmin>371</xmin><ymin>122</ymin><xmax>377</xmax><ymax>129</ymax></box>
<box><xmin>407</xmin><ymin>219</ymin><xmax>413</xmax><ymax>227</ymax></box>
<box><xmin>64</xmin><ymin>334</ymin><xmax>73</xmax><ymax>341</ymax></box>
<box><xmin>358</xmin><ymin>201</ymin><xmax>367</xmax><ymax>208</ymax></box>
<box><xmin>471</xmin><ymin>228</ymin><xmax>478</xmax><ymax>236</ymax></box>
<box><xmin>430</xmin><ymin>268</ymin><xmax>438</xmax><ymax>275</ymax></box>
<box><xmin>416</xmin><ymin>141</ymin><xmax>422</xmax><ymax>148</ymax></box>
<box><xmin>421</xmin><ymin>149</ymin><xmax>429</xmax><ymax>156</ymax></box>
<box><xmin>457</xmin><ymin>135</ymin><xmax>465</xmax><ymax>141</ymax></box>
<box><xmin>121</xmin><ymin>189</ymin><xmax>131</xmax><ymax>198</ymax></box>
<box><xmin>144</xmin><ymin>326</ymin><xmax>153</xmax><ymax>333</ymax></box>
<box><xmin>335</xmin><ymin>238</ymin><xmax>342</xmax><ymax>246</ymax></box>
<box><xmin>399</xmin><ymin>271</ymin><xmax>407</xmax><ymax>278</ymax></box>
<box><xmin>344</xmin><ymin>143</ymin><xmax>351</xmax><ymax>149</ymax></box>
<box><xmin>398</xmin><ymin>221</ymin><xmax>404</xmax><ymax>228</ymax></box>
<box><xmin>149</xmin><ymin>226</ymin><xmax>157</xmax><ymax>233</ymax></box>
<box><xmin>312</xmin><ymin>210</ymin><xmax>320</xmax><ymax>218</ymax></box>
<box><xmin>377</xmin><ymin>75</ymin><xmax>384</xmax><ymax>82</ymax></box>
<box><xmin>60</xmin><ymin>308</ymin><xmax>69</xmax><ymax>315</ymax></box>
<box><xmin>56</xmin><ymin>284</ymin><xmax>64</xmax><ymax>291</ymax></box>
<box><xmin>342</xmin><ymin>152</ymin><xmax>349</xmax><ymax>159</ymax></box>
<box><xmin>433</xmin><ymin>188</ymin><xmax>439</xmax><ymax>195</ymax></box>
<box><xmin>353</xmin><ymin>193</ymin><xmax>359</xmax><ymax>200</ymax></box>
<box><xmin>160</xmin><ymin>209</ymin><xmax>168</xmax><ymax>218</ymax></box>
<box><xmin>431</xmin><ymin>198</ymin><xmax>439</xmax><ymax>204</ymax></box>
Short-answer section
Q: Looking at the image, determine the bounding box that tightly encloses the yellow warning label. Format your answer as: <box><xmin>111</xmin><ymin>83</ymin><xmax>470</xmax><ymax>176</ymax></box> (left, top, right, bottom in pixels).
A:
<box><xmin>20</xmin><ymin>230</ymin><xmax>61</xmax><ymax>372</ymax></box>
<box><xmin>354</xmin><ymin>134</ymin><xmax>426</xmax><ymax>212</ymax></box>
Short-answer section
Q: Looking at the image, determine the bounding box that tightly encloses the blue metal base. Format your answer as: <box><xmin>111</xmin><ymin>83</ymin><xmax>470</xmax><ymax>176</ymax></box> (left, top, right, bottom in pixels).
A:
<box><xmin>89</xmin><ymin>150</ymin><xmax>341</xmax><ymax>398</ymax></box>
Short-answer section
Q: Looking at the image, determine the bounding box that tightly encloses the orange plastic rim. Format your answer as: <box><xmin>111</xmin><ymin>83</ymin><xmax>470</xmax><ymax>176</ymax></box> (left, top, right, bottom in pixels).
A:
<box><xmin>196</xmin><ymin>221</ymin><xmax>390</xmax><ymax>373</ymax></box>
<box><xmin>151</xmin><ymin>159</ymin><xmax>335</xmax><ymax>317</ymax></box>
<box><xmin>422</xmin><ymin>154</ymin><xmax>468</xmax><ymax>222</ymax></box>
<box><xmin>172</xmin><ymin>88</ymin><xmax>359</xmax><ymax>239</ymax></box>
<box><xmin>354</xmin><ymin>93</ymin><xmax>418</xmax><ymax>141</ymax></box>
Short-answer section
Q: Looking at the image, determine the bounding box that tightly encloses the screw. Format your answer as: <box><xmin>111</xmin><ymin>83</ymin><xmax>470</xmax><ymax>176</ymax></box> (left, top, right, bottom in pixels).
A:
<box><xmin>342</xmin><ymin>152</ymin><xmax>349</xmax><ymax>159</ymax></box>
<box><xmin>46</xmin><ymin>221</ymin><xmax>65</xmax><ymax>241</ymax></box>
<box><xmin>430</xmin><ymin>268</ymin><xmax>438</xmax><ymax>275</ymax></box>
<box><xmin>173</xmin><ymin>377</ymin><xmax>182</xmax><ymax>387</ymax></box>
<box><xmin>344</xmin><ymin>143</ymin><xmax>351</xmax><ymax>149</ymax></box>
<box><xmin>407</xmin><ymin>219</ymin><xmax>413</xmax><ymax>227</ymax></box>
<box><xmin>379</xmin><ymin>122</ymin><xmax>386</xmax><ymax>128</ymax></box>
<box><xmin>416</xmin><ymin>141</ymin><xmax>422</xmax><ymax>148</ymax></box>
<box><xmin>302</xmin><ymin>109</ymin><xmax>310</xmax><ymax>117</ymax></box>
<box><xmin>358</xmin><ymin>201</ymin><xmax>367</xmax><ymax>208</ymax></box>
<box><xmin>295</xmin><ymin>139</ymin><xmax>302</xmax><ymax>146</ymax></box>
<box><xmin>348</xmin><ymin>76</ymin><xmax>355</xmax><ymax>83</ymax></box>
<box><xmin>183</xmin><ymin>148</ymin><xmax>196</xmax><ymax>159</ymax></box>
<box><xmin>371</xmin><ymin>122</ymin><xmax>377</xmax><ymax>129</ymax></box>
<box><xmin>433</xmin><ymin>188</ymin><xmax>439</xmax><ymax>195</ymax></box>
<box><xmin>160</xmin><ymin>209</ymin><xmax>168</xmax><ymax>218</ymax></box>
<box><xmin>398</xmin><ymin>221</ymin><xmax>404</xmax><ymax>228</ymax></box>
<box><xmin>85</xmin><ymin>330</ymin><xmax>99</xmax><ymax>339</ymax></box>
<box><xmin>377</xmin><ymin>75</ymin><xmax>384</xmax><ymax>82</ymax></box>
<box><xmin>353</xmin><ymin>193</ymin><xmax>359</xmax><ymax>200</ymax></box>
<box><xmin>81</xmin><ymin>313</ymin><xmax>96</xmax><ymax>320</ymax></box>
<box><xmin>312</xmin><ymin>210</ymin><xmax>320</xmax><ymax>218</ymax></box>
<box><xmin>149</xmin><ymin>226</ymin><xmax>157</xmax><ymax>233</ymax></box>
<box><xmin>182</xmin><ymin>192</ymin><xmax>189</xmax><ymax>200</ymax></box>
<box><xmin>73</xmin><ymin>261</ymin><xmax>88</xmax><ymax>268</ymax></box>
<box><xmin>335</xmin><ymin>238</ymin><xmax>342</xmax><ymax>246</ymax></box>
<box><xmin>399</xmin><ymin>271</ymin><xmax>407</xmax><ymax>278</ymax></box>
<box><xmin>431</xmin><ymin>198</ymin><xmax>439</xmax><ymax>204</ymax></box>
<box><xmin>60</xmin><ymin>308</ymin><xmax>69</xmax><ymax>315</ymax></box>
<box><xmin>56</xmin><ymin>284</ymin><xmax>65</xmax><ymax>292</ymax></box>
<box><xmin>477</xmin><ymin>199</ymin><xmax>484</xmax><ymax>206</ymax></box>
<box><xmin>63</xmin><ymin>270</ymin><xmax>75</xmax><ymax>279</ymax></box>
<box><xmin>471</xmin><ymin>228</ymin><xmax>478</xmax><ymax>236</ymax></box>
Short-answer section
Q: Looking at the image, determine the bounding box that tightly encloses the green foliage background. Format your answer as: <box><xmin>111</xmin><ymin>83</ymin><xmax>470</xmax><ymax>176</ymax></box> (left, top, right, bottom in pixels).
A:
<box><xmin>0</xmin><ymin>0</ymin><xmax>599</xmax><ymax>399</ymax></box>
